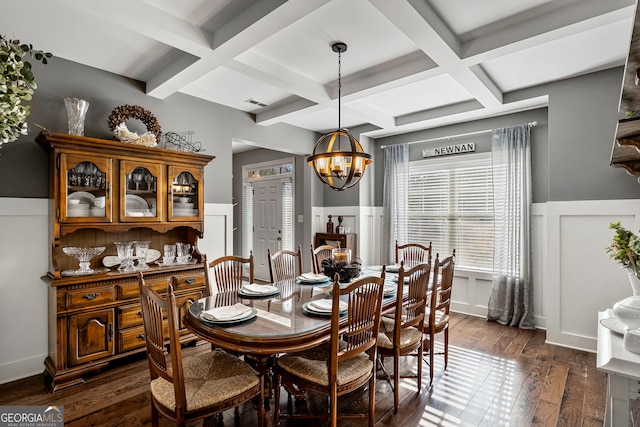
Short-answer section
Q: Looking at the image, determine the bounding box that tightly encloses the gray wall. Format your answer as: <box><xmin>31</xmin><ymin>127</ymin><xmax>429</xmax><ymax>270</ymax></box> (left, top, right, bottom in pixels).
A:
<box><xmin>0</xmin><ymin>57</ymin><xmax>318</xmax><ymax>203</ymax></box>
<box><xmin>374</xmin><ymin>67</ymin><xmax>639</xmax><ymax>205</ymax></box>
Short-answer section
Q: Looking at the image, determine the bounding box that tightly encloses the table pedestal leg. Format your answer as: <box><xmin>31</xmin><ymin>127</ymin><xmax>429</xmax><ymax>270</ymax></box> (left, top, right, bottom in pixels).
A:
<box><xmin>244</xmin><ymin>354</ymin><xmax>277</xmax><ymax>407</ymax></box>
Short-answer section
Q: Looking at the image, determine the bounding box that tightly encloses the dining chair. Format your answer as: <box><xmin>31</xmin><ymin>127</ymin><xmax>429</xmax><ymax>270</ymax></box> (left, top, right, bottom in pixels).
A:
<box><xmin>137</xmin><ymin>273</ymin><xmax>265</xmax><ymax>427</ymax></box>
<box><xmin>311</xmin><ymin>244</ymin><xmax>334</xmax><ymax>274</ymax></box>
<box><xmin>395</xmin><ymin>240</ymin><xmax>432</xmax><ymax>267</ymax></box>
<box><xmin>205</xmin><ymin>252</ymin><xmax>254</xmax><ymax>295</ymax></box>
<box><xmin>377</xmin><ymin>262</ymin><xmax>431</xmax><ymax>411</ymax></box>
<box><xmin>423</xmin><ymin>250</ymin><xmax>456</xmax><ymax>384</ymax></box>
<box><xmin>274</xmin><ymin>271</ymin><xmax>386</xmax><ymax>427</ymax></box>
<box><xmin>268</xmin><ymin>244</ymin><xmax>303</xmax><ymax>282</ymax></box>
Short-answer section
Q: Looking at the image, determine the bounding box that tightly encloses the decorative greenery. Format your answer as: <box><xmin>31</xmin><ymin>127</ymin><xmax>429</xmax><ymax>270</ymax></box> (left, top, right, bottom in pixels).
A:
<box><xmin>606</xmin><ymin>221</ymin><xmax>640</xmax><ymax>278</ymax></box>
<box><xmin>0</xmin><ymin>35</ymin><xmax>51</xmax><ymax>145</ymax></box>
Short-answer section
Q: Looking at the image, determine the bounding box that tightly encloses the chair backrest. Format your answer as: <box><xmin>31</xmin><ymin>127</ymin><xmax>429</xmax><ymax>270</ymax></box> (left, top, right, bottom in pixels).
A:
<box><xmin>138</xmin><ymin>273</ymin><xmax>187</xmax><ymax>409</ymax></box>
<box><xmin>311</xmin><ymin>244</ymin><xmax>334</xmax><ymax>274</ymax></box>
<box><xmin>395</xmin><ymin>240</ymin><xmax>432</xmax><ymax>267</ymax></box>
<box><xmin>329</xmin><ymin>271</ymin><xmax>385</xmax><ymax>370</ymax></box>
<box><xmin>268</xmin><ymin>245</ymin><xmax>303</xmax><ymax>282</ymax></box>
<box><xmin>207</xmin><ymin>252</ymin><xmax>254</xmax><ymax>294</ymax></box>
<box><xmin>393</xmin><ymin>262</ymin><xmax>431</xmax><ymax>342</ymax></box>
<box><xmin>434</xmin><ymin>250</ymin><xmax>455</xmax><ymax>314</ymax></box>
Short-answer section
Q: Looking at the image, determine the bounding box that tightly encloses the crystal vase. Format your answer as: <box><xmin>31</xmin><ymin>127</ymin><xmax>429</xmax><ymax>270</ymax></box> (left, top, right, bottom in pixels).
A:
<box><xmin>64</xmin><ymin>97</ymin><xmax>89</xmax><ymax>136</ymax></box>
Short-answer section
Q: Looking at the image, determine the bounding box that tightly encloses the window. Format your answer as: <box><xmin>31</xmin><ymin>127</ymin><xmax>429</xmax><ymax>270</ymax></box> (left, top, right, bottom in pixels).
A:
<box><xmin>407</xmin><ymin>153</ymin><xmax>493</xmax><ymax>270</ymax></box>
<box><xmin>243</xmin><ymin>183</ymin><xmax>253</xmax><ymax>258</ymax></box>
<box><xmin>281</xmin><ymin>179</ymin><xmax>293</xmax><ymax>251</ymax></box>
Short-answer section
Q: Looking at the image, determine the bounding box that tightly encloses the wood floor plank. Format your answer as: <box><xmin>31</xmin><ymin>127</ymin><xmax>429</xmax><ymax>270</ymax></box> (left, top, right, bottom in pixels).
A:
<box><xmin>0</xmin><ymin>313</ymin><xmax>607</xmax><ymax>427</ymax></box>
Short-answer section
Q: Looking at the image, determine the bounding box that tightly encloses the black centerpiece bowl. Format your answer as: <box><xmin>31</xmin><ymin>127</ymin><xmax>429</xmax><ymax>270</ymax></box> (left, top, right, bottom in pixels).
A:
<box><xmin>322</xmin><ymin>258</ymin><xmax>362</xmax><ymax>282</ymax></box>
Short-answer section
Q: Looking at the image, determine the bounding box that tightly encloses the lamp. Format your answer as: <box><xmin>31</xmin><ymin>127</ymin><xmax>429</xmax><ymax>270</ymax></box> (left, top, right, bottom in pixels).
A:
<box><xmin>307</xmin><ymin>42</ymin><xmax>372</xmax><ymax>191</ymax></box>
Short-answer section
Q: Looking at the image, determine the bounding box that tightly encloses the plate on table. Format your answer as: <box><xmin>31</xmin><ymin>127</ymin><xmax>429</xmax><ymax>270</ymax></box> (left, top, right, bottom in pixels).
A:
<box><xmin>600</xmin><ymin>317</ymin><xmax>628</xmax><ymax>335</ymax></box>
<box><xmin>385</xmin><ymin>264</ymin><xmax>401</xmax><ymax>273</ymax></box>
<box><xmin>199</xmin><ymin>307</ymin><xmax>257</xmax><ymax>325</ymax></box>
<box><xmin>238</xmin><ymin>284</ymin><xmax>280</xmax><ymax>298</ymax></box>
<box><xmin>297</xmin><ymin>273</ymin><xmax>331</xmax><ymax>284</ymax></box>
<box><xmin>68</xmin><ymin>191</ymin><xmax>96</xmax><ymax>206</ymax></box>
<box><xmin>383</xmin><ymin>284</ymin><xmax>398</xmax><ymax>297</ymax></box>
<box><xmin>302</xmin><ymin>300</ymin><xmax>348</xmax><ymax>317</ymax></box>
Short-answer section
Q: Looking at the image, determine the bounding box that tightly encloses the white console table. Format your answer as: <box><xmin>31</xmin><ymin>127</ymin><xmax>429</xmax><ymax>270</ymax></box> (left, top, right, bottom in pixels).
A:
<box><xmin>597</xmin><ymin>309</ymin><xmax>640</xmax><ymax>426</ymax></box>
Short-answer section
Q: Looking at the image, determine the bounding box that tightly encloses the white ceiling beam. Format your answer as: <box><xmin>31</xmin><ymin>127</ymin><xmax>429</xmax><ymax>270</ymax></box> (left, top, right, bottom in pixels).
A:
<box><xmin>254</xmin><ymin>51</ymin><xmax>441</xmax><ymax>127</ymax></box>
<box><xmin>146</xmin><ymin>0</ymin><xmax>331</xmax><ymax>98</ymax></box>
<box><xmin>366</xmin><ymin>95</ymin><xmax>549</xmax><ymax>138</ymax></box>
<box><xmin>370</xmin><ymin>0</ymin><xmax>503</xmax><ymax>109</ymax></box>
<box><xmin>226</xmin><ymin>54</ymin><xmax>329</xmax><ymax>104</ymax></box>
<box><xmin>55</xmin><ymin>0</ymin><xmax>213</xmax><ymax>56</ymax></box>
<box><xmin>256</xmin><ymin>98</ymin><xmax>323</xmax><ymax>126</ymax></box>
<box><xmin>344</xmin><ymin>101</ymin><xmax>395</xmax><ymax>129</ymax></box>
<box><xmin>463</xmin><ymin>2</ymin><xmax>636</xmax><ymax>64</ymax></box>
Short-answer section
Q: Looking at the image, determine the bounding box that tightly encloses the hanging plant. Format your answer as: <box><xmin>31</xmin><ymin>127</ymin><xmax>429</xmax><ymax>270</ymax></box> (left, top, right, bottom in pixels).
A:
<box><xmin>0</xmin><ymin>35</ymin><xmax>51</xmax><ymax>146</ymax></box>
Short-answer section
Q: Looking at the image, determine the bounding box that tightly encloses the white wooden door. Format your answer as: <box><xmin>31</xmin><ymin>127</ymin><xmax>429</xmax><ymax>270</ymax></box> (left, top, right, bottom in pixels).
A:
<box><xmin>253</xmin><ymin>180</ymin><xmax>283</xmax><ymax>281</ymax></box>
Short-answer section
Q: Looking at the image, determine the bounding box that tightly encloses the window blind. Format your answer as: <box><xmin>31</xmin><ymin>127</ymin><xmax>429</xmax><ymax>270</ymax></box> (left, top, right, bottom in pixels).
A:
<box><xmin>281</xmin><ymin>180</ymin><xmax>293</xmax><ymax>251</ymax></box>
<box><xmin>408</xmin><ymin>154</ymin><xmax>493</xmax><ymax>270</ymax></box>
<box><xmin>243</xmin><ymin>183</ymin><xmax>253</xmax><ymax>258</ymax></box>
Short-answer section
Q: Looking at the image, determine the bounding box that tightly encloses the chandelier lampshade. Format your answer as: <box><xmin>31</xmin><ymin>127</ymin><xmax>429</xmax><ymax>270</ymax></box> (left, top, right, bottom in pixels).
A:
<box><xmin>307</xmin><ymin>42</ymin><xmax>372</xmax><ymax>191</ymax></box>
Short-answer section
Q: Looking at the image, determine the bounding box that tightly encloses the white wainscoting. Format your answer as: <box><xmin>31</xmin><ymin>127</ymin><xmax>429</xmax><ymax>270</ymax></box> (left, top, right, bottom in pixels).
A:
<box><xmin>0</xmin><ymin>198</ymin><xmax>50</xmax><ymax>384</ymax></box>
<box><xmin>200</xmin><ymin>203</ymin><xmax>234</xmax><ymax>260</ymax></box>
<box><xmin>542</xmin><ymin>199</ymin><xmax>640</xmax><ymax>352</ymax></box>
<box><xmin>0</xmin><ymin>199</ymin><xmax>233</xmax><ymax>386</ymax></box>
<box><xmin>312</xmin><ymin>200</ymin><xmax>640</xmax><ymax>353</ymax></box>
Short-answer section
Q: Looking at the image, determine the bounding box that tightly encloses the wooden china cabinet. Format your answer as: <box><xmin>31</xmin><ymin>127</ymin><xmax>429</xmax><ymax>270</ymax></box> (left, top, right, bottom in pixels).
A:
<box><xmin>36</xmin><ymin>131</ymin><xmax>214</xmax><ymax>392</ymax></box>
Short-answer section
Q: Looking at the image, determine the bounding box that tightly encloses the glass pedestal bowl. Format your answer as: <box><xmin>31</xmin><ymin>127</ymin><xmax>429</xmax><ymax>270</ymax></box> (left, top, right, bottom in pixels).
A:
<box><xmin>62</xmin><ymin>246</ymin><xmax>109</xmax><ymax>276</ymax></box>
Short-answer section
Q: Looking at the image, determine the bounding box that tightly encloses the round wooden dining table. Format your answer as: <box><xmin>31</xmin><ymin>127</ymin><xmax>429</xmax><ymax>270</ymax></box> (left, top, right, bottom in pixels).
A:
<box><xmin>184</xmin><ymin>269</ymin><xmax>397</xmax><ymax>356</ymax></box>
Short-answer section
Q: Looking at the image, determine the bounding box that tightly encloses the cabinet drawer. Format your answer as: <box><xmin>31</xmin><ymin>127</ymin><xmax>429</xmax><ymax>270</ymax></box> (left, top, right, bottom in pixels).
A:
<box><xmin>67</xmin><ymin>286</ymin><xmax>116</xmax><ymax>309</ymax></box>
<box><xmin>172</xmin><ymin>273</ymin><xmax>205</xmax><ymax>291</ymax></box>
<box><xmin>118</xmin><ymin>323</ymin><xmax>168</xmax><ymax>353</ymax></box>
<box><xmin>118</xmin><ymin>273</ymin><xmax>204</xmax><ymax>300</ymax></box>
<box><xmin>119</xmin><ymin>279</ymin><xmax>167</xmax><ymax>300</ymax></box>
<box><xmin>118</xmin><ymin>325</ymin><xmax>147</xmax><ymax>353</ymax></box>
<box><xmin>118</xmin><ymin>303</ymin><xmax>144</xmax><ymax>329</ymax></box>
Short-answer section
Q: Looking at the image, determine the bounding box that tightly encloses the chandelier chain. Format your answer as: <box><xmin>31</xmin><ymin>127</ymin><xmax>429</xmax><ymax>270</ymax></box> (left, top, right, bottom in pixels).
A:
<box><xmin>337</xmin><ymin>48</ymin><xmax>342</xmax><ymax>129</ymax></box>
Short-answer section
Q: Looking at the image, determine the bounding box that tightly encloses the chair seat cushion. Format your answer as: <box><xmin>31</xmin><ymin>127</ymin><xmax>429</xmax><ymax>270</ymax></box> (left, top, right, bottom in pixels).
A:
<box><xmin>377</xmin><ymin>316</ymin><xmax>423</xmax><ymax>350</ymax></box>
<box><xmin>150</xmin><ymin>349</ymin><xmax>259</xmax><ymax>412</ymax></box>
<box><xmin>277</xmin><ymin>342</ymin><xmax>373</xmax><ymax>387</ymax></box>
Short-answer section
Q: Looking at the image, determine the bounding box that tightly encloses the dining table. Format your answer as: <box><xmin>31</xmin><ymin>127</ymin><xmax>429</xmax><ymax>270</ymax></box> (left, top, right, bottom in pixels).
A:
<box><xmin>183</xmin><ymin>265</ymin><xmax>402</xmax><ymax>416</ymax></box>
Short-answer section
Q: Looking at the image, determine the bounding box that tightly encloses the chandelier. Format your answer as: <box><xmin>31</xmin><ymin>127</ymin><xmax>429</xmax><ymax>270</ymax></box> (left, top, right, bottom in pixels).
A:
<box><xmin>307</xmin><ymin>42</ymin><xmax>372</xmax><ymax>191</ymax></box>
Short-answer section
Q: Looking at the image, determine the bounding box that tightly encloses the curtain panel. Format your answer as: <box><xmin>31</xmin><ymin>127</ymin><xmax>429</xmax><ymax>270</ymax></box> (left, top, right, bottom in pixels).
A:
<box><xmin>382</xmin><ymin>143</ymin><xmax>409</xmax><ymax>264</ymax></box>
<box><xmin>487</xmin><ymin>124</ymin><xmax>534</xmax><ymax>328</ymax></box>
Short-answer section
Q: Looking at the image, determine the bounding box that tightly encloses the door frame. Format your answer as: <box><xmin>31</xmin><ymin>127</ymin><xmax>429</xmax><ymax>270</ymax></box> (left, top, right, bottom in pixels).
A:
<box><xmin>242</xmin><ymin>158</ymin><xmax>295</xmax><ymax>278</ymax></box>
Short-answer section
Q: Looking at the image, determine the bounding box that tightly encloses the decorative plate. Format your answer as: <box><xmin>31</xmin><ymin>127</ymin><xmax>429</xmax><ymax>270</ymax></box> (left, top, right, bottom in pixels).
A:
<box><xmin>68</xmin><ymin>191</ymin><xmax>96</xmax><ymax>206</ymax></box>
<box><xmin>125</xmin><ymin>194</ymin><xmax>149</xmax><ymax>210</ymax></box>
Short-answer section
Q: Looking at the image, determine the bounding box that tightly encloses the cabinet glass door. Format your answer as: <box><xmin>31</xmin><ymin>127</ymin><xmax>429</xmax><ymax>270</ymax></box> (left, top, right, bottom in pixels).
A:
<box><xmin>60</xmin><ymin>154</ymin><xmax>112</xmax><ymax>222</ymax></box>
<box><xmin>120</xmin><ymin>160</ymin><xmax>162</xmax><ymax>222</ymax></box>
<box><xmin>168</xmin><ymin>166</ymin><xmax>202</xmax><ymax>221</ymax></box>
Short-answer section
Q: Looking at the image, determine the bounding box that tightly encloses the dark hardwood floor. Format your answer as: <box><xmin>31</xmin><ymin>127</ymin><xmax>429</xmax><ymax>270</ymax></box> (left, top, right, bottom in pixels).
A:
<box><xmin>0</xmin><ymin>312</ymin><xmax>605</xmax><ymax>426</ymax></box>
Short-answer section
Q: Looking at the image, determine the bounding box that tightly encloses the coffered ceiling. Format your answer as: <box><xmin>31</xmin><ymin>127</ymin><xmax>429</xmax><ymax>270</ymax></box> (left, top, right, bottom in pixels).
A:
<box><xmin>1</xmin><ymin>0</ymin><xmax>636</xmax><ymax>149</ymax></box>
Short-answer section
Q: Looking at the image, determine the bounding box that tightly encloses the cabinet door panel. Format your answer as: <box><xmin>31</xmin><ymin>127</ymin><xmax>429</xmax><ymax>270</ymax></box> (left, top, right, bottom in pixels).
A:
<box><xmin>168</xmin><ymin>165</ymin><xmax>203</xmax><ymax>221</ymax></box>
<box><xmin>69</xmin><ymin>309</ymin><xmax>115</xmax><ymax>366</ymax></box>
<box><xmin>59</xmin><ymin>153</ymin><xmax>112</xmax><ymax>223</ymax></box>
<box><xmin>120</xmin><ymin>160</ymin><xmax>163</xmax><ymax>222</ymax></box>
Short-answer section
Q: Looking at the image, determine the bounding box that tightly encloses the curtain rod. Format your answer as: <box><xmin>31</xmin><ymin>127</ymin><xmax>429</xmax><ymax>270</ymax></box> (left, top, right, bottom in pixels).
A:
<box><xmin>379</xmin><ymin>121</ymin><xmax>538</xmax><ymax>149</ymax></box>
